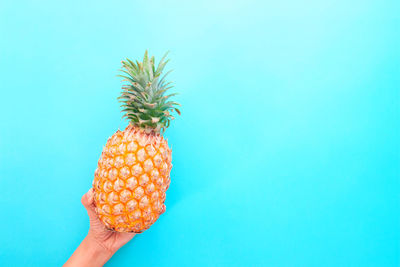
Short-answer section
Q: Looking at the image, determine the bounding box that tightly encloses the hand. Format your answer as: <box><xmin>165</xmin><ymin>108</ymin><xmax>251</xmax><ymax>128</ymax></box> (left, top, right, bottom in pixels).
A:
<box><xmin>65</xmin><ymin>189</ymin><xmax>135</xmax><ymax>267</ymax></box>
<box><xmin>82</xmin><ymin>188</ymin><xmax>136</xmax><ymax>254</ymax></box>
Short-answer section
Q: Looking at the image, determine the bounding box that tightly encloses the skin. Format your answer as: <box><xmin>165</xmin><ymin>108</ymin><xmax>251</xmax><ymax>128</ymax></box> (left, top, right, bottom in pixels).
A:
<box><xmin>64</xmin><ymin>189</ymin><xmax>135</xmax><ymax>267</ymax></box>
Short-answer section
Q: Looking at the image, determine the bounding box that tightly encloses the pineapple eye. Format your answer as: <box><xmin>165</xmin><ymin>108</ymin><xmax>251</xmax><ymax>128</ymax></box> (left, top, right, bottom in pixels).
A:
<box><xmin>126</xmin><ymin>199</ymin><xmax>138</xmax><ymax>212</ymax></box>
<box><xmin>113</xmin><ymin>179</ymin><xmax>125</xmax><ymax>192</ymax></box>
<box><xmin>145</xmin><ymin>183</ymin><xmax>155</xmax><ymax>194</ymax></box>
<box><xmin>113</xmin><ymin>204</ymin><xmax>124</xmax><ymax>215</ymax></box>
<box><xmin>131</xmin><ymin>164</ymin><xmax>143</xmax><ymax>176</ymax></box>
<box><xmin>139</xmin><ymin>174</ymin><xmax>150</xmax><ymax>186</ymax></box>
<box><xmin>114</xmin><ymin>156</ymin><xmax>124</xmax><ymax>168</ymax></box>
<box><xmin>133</xmin><ymin>187</ymin><xmax>144</xmax><ymax>199</ymax></box>
<box><xmin>120</xmin><ymin>190</ymin><xmax>132</xmax><ymax>203</ymax></box>
<box><xmin>108</xmin><ymin>168</ymin><xmax>118</xmax><ymax>181</ymax></box>
<box><xmin>125</xmin><ymin>153</ymin><xmax>136</xmax><ymax>166</ymax></box>
<box><xmin>139</xmin><ymin>196</ymin><xmax>150</xmax><ymax>209</ymax></box>
<box><xmin>145</xmin><ymin>145</ymin><xmax>156</xmax><ymax>156</ymax></box>
<box><xmin>126</xmin><ymin>177</ymin><xmax>138</xmax><ymax>190</ymax></box>
<box><xmin>153</xmin><ymin>154</ymin><xmax>162</xmax><ymax>167</ymax></box>
<box><xmin>127</xmin><ymin>141</ymin><xmax>138</xmax><ymax>152</ymax></box>
<box><xmin>119</xmin><ymin>167</ymin><xmax>130</xmax><ymax>179</ymax></box>
<box><xmin>101</xmin><ymin>205</ymin><xmax>111</xmax><ymax>215</ymax></box>
<box><xmin>143</xmin><ymin>159</ymin><xmax>154</xmax><ymax>172</ymax></box>
<box><xmin>136</xmin><ymin>148</ymin><xmax>146</xmax><ymax>162</ymax></box>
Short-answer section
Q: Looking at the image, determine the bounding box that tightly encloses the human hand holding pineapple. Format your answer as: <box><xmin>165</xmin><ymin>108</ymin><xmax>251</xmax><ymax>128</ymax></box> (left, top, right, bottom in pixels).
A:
<box><xmin>82</xmin><ymin>188</ymin><xmax>136</xmax><ymax>254</ymax></box>
<box><xmin>65</xmin><ymin>51</ymin><xmax>179</xmax><ymax>266</ymax></box>
<box><xmin>65</xmin><ymin>189</ymin><xmax>135</xmax><ymax>267</ymax></box>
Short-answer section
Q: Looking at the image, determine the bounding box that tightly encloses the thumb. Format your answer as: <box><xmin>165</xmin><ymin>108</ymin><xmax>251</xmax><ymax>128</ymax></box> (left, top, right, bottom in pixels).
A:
<box><xmin>81</xmin><ymin>188</ymin><xmax>97</xmax><ymax>219</ymax></box>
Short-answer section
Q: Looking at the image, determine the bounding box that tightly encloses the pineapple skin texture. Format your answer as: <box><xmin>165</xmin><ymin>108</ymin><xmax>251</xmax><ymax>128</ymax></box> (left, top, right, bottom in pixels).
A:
<box><xmin>93</xmin><ymin>125</ymin><xmax>172</xmax><ymax>233</ymax></box>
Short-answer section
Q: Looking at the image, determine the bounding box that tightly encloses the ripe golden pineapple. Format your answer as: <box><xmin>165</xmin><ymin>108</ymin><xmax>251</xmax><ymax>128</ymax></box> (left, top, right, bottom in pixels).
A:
<box><xmin>92</xmin><ymin>51</ymin><xmax>180</xmax><ymax>233</ymax></box>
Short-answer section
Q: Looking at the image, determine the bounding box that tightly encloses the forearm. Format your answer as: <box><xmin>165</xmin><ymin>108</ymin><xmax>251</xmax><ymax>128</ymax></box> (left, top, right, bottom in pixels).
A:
<box><xmin>64</xmin><ymin>235</ymin><xmax>114</xmax><ymax>267</ymax></box>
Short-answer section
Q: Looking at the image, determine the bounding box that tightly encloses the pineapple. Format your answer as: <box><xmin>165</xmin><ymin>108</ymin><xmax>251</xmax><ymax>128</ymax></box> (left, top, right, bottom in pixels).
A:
<box><xmin>92</xmin><ymin>51</ymin><xmax>180</xmax><ymax>233</ymax></box>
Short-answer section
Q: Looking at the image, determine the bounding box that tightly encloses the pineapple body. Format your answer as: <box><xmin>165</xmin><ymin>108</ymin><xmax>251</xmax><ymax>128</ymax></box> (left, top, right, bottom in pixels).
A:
<box><xmin>93</xmin><ymin>125</ymin><xmax>172</xmax><ymax>233</ymax></box>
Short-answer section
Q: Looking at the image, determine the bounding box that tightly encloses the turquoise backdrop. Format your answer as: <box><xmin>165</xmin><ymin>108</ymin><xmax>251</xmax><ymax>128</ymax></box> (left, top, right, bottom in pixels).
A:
<box><xmin>0</xmin><ymin>0</ymin><xmax>399</xmax><ymax>266</ymax></box>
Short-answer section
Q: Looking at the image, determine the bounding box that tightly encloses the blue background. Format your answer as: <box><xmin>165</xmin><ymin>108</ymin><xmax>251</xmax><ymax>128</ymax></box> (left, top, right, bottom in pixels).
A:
<box><xmin>0</xmin><ymin>0</ymin><xmax>399</xmax><ymax>266</ymax></box>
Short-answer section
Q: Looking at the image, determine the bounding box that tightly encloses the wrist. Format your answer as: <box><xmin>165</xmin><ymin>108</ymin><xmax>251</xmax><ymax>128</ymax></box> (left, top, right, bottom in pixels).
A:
<box><xmin>82</xmin><ymin>235</ymin><xmax>114</xmax><ymax>266</ymax></box>
<box><xmin>64</xmin><ymin>234</ymin><xmax>114</xmax><ymax>267</ymax></box>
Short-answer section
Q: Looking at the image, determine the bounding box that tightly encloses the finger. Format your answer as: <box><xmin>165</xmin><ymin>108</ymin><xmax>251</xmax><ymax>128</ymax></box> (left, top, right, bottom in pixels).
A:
<box><xmin>81</xmin><ymin>188</ymin><xmax>94</xmax><ymax>206</ymax></box>
<box><xmin>81</xmin><ymin>188</ymin><xmax>97</xmax><ymax>218</ymax></box>
<box><xmin>116</xmin><ymin>232</ymin><xmax>136</xmax><ymax>246</ymax></box>
<box><xmin>123</xmin><ymin>232</ymin><xmax>136</xmax><ymax>239</ymax></box>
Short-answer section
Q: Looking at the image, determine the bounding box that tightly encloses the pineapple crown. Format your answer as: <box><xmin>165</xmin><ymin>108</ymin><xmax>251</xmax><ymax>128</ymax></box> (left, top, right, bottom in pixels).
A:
<box><xmin>118</xmin><ymin>51</ymin><xmax>181</xmax><ymax>134</ymax></box>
